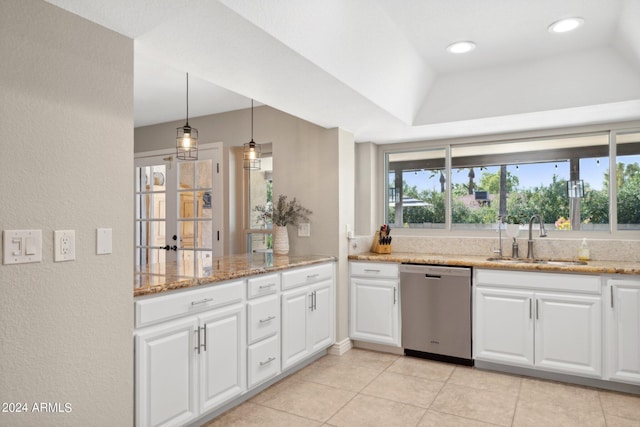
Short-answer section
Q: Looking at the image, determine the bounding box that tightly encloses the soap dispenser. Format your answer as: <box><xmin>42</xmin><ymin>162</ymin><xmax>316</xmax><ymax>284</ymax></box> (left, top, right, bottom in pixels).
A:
<box><xmin>578</xmin><ymin>238</ymin><xmax>590</xmax><ymax>261</ymax></box>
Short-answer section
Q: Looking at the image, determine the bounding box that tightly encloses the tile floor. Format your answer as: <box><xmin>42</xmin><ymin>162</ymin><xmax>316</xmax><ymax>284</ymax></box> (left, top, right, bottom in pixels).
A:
<box><xmin>204</xmin><ymin>349</ymin><xmax>640</xmax><ymax>427</ymax></box>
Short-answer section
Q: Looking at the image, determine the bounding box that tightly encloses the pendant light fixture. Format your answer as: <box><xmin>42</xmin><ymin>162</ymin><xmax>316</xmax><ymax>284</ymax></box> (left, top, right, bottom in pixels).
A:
<box><xmin>243</xmin><ymin>99</ymin><xmax>261</xmax><ymax>170</ymax></box>
<box><xmin>176</xmin><ymin>72</ymin><xmax>198</xmax><ymax>160</ymax></box>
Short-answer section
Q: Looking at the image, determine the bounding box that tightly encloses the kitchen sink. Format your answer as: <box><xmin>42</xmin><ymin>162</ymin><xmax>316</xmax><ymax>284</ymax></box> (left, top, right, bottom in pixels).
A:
<box><xmin>486</xmin><ymin>257</ymin><xmax>587</xmax><ymax>266</ymax></box>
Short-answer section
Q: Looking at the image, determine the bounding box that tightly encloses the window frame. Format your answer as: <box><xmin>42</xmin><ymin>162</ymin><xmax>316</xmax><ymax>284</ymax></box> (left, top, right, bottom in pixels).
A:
<box><xmin>380</xmin><ymin>126</ymin><xmax>640</xmax><ymax>239</ymax></box>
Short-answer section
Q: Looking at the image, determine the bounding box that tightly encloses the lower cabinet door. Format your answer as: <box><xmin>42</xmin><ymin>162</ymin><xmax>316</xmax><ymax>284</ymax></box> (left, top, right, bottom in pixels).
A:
<box><xmin>606</xmin><ymin>280</ymin><xmax>640</xmax><ymax>385</ymax></box>
<box><xmin>199</xmin><ymin>303</ymin><xmax>246</xmax><ymax>414</ymax></box>
<box><xmin>535</xmin><ymin>293</ymin><xmax>602</xmax><ymax>377</ymax></box>
<box><xmin>135</xmin><ymin>317</ymin><xmax>199</xmax><ymax>427</ymax></box>
<box><xmin>281</xmin><ymin>287</ymin><xmax>310</xmax><ymax>370</ymax></box>
<box><xmin>310</xmin><ymin>280</ymin><xmax>334</xmax><ymax>353</ymax></box>
<box><xmin>473</xmin><ymin>287</ymin><xmax>534</xmax><ymax>367</ymax></box>
<box><xmin>349</xmin><ymin>277</ymin><xmax>400</xmax><ymax>346</ymax></box>
<box><xmin>248</xmin><ymin>334</ymin><xmax>281</xmax><ymax>388</ymax></box>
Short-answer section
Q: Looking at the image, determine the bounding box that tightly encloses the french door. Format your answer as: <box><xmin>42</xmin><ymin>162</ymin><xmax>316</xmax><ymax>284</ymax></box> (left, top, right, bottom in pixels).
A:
<box><xmin>135</xmin><ymin>143</ymin><xmax>222</xmax><ymax>275</ymax></box>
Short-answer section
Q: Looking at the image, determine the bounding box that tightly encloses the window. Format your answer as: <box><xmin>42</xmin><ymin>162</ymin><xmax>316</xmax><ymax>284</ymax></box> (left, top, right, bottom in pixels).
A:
<box><xmin>383</xmin><ymin>129</ymin><xmax>640</xmax><ymax>233</ymax></box>
<box><xmin>386</xmin><ymin>149</ymin><xmax>446</xmax><ymax>229</ymax></box>
<box><xmin>616</xmin><ymin>131</ymin><xmax>640</xmax><ymax>230</ymax></box>
<box><xmin>246</xmin><ymin>150</ymin><xmax>273</xmax><ymax>252</ymax></box>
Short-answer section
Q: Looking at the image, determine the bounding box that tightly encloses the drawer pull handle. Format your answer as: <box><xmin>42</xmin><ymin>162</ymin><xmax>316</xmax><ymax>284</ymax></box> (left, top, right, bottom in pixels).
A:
<box><xmin>364</xmin><ymin>269</ymin><xmax>380</xmax><ymax>273</ymax></box>
<box><xmin>259</xmin><ymin>283</ymin><xmax>276</xmax><ymax>289</ymax></box>
<box><xmin>306</xmin><ymin>273</ymin><xmax>320</xmax><ymax>279</ymax></box>
<box><xmin>191</xmin><ymin>298</ymin><xmax>213</xmax><ymax>306</ymax></box>
<box><xmin>259</xmin><ymin>315</ymin><xmax>276</xmax><ymax>324</ymax></box>
<box><xmin>259</xmin><ymin>357</ymin><xmax>276</xmax><ymax>366</ymax></box>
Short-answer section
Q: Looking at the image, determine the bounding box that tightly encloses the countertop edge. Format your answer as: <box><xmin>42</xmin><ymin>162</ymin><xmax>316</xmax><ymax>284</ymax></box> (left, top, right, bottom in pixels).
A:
<box><xmin>135</xmin><ymin>255</ymin><xmax>336</xmax><ymax>298</ymax></box>
<box><xmin>348</xmin><ymin>253</ymin><xmax>640</xmax><ymax>275</ymax></box>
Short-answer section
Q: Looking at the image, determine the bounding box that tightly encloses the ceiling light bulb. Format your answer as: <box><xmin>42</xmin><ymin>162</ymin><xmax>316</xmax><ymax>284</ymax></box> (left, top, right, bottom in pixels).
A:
<box><xmin>548</xmin><ymin>17</ymin><xmax>584</xmax><ymax>33</ymax></box>
<box><xmin>446</xmin><ymin>41</ymin><xmax>476</xmax><ymax>54</ymax></box>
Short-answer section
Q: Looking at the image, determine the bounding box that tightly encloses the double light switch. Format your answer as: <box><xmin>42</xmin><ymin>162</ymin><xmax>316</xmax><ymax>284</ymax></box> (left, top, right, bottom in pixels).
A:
<box><xmin>3</xmin><ymin>230</ymin><xmax>42</xmax><ymax>265</ymax></box>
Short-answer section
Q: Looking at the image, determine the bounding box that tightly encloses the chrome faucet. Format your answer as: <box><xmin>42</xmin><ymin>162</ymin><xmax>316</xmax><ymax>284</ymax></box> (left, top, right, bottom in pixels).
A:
<box><xmin>527</xmin><ymin>214</ymin><xmax>547</xmax><ymax>259</ymax></box>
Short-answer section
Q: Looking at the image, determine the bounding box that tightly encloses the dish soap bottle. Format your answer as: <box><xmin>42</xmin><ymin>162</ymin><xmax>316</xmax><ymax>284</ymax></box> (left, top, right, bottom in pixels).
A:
<box><xmin>578</xmin><ymin>238</ymin><xmax>590</xmax><ymax>261</ymax></box>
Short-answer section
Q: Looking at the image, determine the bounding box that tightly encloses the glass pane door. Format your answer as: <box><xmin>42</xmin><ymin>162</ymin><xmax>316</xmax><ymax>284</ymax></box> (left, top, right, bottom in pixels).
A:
<box><xmin>135</xmin><ymin>143</ymin><xmax>222</xmax><ymax>274</ymax></box>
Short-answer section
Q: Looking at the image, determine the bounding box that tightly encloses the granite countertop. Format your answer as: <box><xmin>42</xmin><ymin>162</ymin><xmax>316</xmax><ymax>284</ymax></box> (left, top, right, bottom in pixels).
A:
<box><xmin>135</xmin><ymin>253</ymin><xmax>335</xmax><ymax>297</ymax></box>
<box><xmin>349</xmin><ymin>252</ymin><xmax>640</xmax><ymax>275</ymax></box>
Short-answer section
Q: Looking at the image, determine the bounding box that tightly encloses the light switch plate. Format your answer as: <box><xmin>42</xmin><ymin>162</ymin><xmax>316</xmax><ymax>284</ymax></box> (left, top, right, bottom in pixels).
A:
<box><xmin>96</xmin><ymin>228</ymin><xmax>112</xmax><ymax>255</ymax></box>
<box><xmin>54</xmin><ymin>230</ymin><xmax>75</xmax><ymax>262</ymax></box>
<box><xmin>3</xmin><ymin>229</ymin><xmax>42</xmax><ymax>265</ymax></box>
<box><xmin>297</xmin><ymin>223</ymin><xmax>311</xmax><ymax>237</ymax></box>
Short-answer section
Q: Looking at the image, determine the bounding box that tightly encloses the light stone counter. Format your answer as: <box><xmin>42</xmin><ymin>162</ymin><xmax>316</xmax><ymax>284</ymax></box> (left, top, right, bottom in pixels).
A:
<box><xmin>135</xmin><ymin>253</ymin><xmax>335</xmax><ymax>297</ymax></box>
<box><xmin>349</xmin><ymin>252</ymin><xmax>640</xmax><ymax>275</ymax></box>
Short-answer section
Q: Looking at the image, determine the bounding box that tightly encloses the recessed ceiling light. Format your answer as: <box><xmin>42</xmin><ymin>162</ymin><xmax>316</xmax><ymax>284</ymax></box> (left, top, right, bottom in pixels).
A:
<box><xmin>446</xmin><ymin>41</ymin><xmax>476</xmax><ymax>54</ymax></box>
<box><xmin>548</xmin><ymin>17</ymin><xmax>584</xmax><ymax>33</ymax></box>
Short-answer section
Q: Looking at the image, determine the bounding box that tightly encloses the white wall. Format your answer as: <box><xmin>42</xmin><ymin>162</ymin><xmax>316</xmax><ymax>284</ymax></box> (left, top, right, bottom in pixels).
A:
<box><xmin>0</xmin><ymin>1</ymin><xmax>134</xmax><ymax>426</ymax></box>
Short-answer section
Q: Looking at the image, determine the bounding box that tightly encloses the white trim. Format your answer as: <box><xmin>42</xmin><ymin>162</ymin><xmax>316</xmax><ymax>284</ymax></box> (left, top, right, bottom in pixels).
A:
<box><xmin>135</xmin><ymin>142</ymin><xmax>223</xmax><ymax>159</ymax></box>
<box><xmin>328</xmin><ymin>338</ymin><xmax>353</xmax><ymax>356</ymax></box>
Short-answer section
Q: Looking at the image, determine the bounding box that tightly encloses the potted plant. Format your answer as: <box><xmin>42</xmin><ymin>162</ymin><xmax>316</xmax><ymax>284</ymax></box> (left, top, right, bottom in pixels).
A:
<box><xmin>255</xmin><ymin>195</ymin><xmax>312</xmax><ymax>254</ymax></box>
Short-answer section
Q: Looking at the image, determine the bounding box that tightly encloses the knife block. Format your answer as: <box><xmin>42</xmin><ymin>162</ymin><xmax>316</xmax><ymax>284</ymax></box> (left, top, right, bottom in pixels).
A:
<box><xmin>371</xmin><ymin>231</ymin><xmax>392</xmax><ymax>254</ymax></box>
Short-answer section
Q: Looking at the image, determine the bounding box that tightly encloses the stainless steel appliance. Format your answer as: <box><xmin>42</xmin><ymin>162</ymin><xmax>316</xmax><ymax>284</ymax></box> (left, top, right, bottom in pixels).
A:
<box><xmin>400</xmin><ymin>264</ymin><xmax>472</xmax><ymax>365</ymax></box>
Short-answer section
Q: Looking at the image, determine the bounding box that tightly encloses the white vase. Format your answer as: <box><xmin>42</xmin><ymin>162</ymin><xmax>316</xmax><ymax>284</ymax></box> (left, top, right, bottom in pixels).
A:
<box><xmin>273</xmin><ymin>225</ymin><xmax>289</xmax><ymax>255</ymax></box>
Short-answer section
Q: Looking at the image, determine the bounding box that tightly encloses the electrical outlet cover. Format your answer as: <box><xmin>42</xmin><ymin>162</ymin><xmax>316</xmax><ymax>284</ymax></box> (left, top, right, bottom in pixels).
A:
<box><xmin>54</xmin><ymin>230</ymin><xmax>75</xmax><ymax>262</ymax></box>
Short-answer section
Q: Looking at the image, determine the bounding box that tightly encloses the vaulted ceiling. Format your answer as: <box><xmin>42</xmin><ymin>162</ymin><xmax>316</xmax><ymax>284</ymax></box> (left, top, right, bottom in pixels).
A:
<box><xmin>45</xmin><ymin>0</ymin><xmax>640</xmax><ymax>143</ymax></box>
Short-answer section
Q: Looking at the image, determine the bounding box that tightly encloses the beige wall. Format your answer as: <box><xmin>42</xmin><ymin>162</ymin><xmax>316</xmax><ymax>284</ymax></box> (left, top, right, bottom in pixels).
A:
<box><xmin>135</xmin><ymin>106</ymin><xmax>356</xmax><ymax>343</ymax></box>
<box><xmin>0</xmin><ymin>1</ymin><xmax>134</xmax><ymax>426</ymax></box>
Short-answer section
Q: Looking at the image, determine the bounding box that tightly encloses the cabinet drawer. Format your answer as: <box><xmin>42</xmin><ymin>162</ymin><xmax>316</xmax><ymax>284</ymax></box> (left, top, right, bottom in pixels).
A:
<box><xmin>135</xmin><ymin>280</ymin><xmax>244</xmax><ymax>328</ymax></box>
<box><xmin>247</xmin><ymin>295</ymin><xmax>279</xmax><ymax>344</ymax></box>
<box><xmin>281</xmin><ymin>263</ymin><xmax>333</xmax><ymax>290</ymax></box>
<box><xmin>248</xmin><ymin>334</ymin><xmax>280</xmax><ymax>388</ymax></box>
<box><xmin>247</xmin><ymin>273</ymin><xmax>280</xmax><ymax>299</ymax></box>
<box><xmin>475</xmin><ymin>269</ymin><xmax>601</xmax><ymax>294</ymax></box>
<box><xmin>350</xmin><ymin>261</ymin><xmax>399</xmax><ymax>279</ymax></box>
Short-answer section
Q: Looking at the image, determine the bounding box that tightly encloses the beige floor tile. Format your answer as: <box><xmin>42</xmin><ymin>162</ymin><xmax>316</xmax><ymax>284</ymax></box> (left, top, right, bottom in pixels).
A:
<box><xmin>203</xmin><ymin>402</ymin><xmax>322</xmax><ymax>427</ymax></box>
<box><xmin>449</xmin><ymin>366</ymin><xmax>522</xmax><ymax>393</ymax></box>
<box><xmin>360</xmin><ymin>371</ymin><xmax>443</xmax><ymax>408</ymax></box>
<box><xmin>417</xmin><ymin>410</ymin><xmax>500</xmax><ymax>427</ymax></box>
<box><xmin>251</xmin><ymin>378</ymin><xmax>355</xmax><ymax>422</ymax></box>
<box><xmin>431</xmin><ymin>383</ymin><xmax>517</xmax><ymax>427</ymax></box>
<box><xmin>327</xmin><ymin>394</ymin><xmax>426</xmax><ymax>427</ymax></box>
<box><xmin>386</xmin><ymin>356</ymin><xmax>455</xmax><ymax>382</ymax></box>
<box><xmin>599</xmin><ymin>391</ymin><xmax>640</xmax><ymax>421</ymax></box>
<box><xmin>308</xmin><ymin>348</ymin><xmax>400</xmax><ymax>372</ymax></box>
<box><xmin>518</xmin><ymin>377</ymin><xmax>602</xmax><ymax>410</ymax></box>
<box><xmin>296</xmin><ymin>360</ymin><xmax>383</xmax><ymax>392</ymax></box>
<box><xmin>604</xmin><ymin>413</ymin><xmax>640</xmax><ymax>427</ymax></box>
<box><xmin>512</xmin><ymin>400</ymin><xmax>605</xmax><ymax>427</ymax></box>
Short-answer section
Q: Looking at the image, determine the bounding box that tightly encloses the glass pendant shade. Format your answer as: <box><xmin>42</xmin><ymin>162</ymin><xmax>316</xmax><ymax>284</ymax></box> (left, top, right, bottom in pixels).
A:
<box><xmin>243</xmin><ymin>99</ymin><xmax>261</xmax><ymax>169</ymax></box>
<box><xmin>243</xmin><ymin>139</ymin><xmax>261</xmax><ymax>169</ymax></box>
<box><xmin>176</xmin><ymin>123</ymin><xmax>198</xmax><ymax>160</ymax></box>
<box><xmin>176</xmin><ymin>72</ymin><xmax>198</xmax><ymax>160</ymax></box>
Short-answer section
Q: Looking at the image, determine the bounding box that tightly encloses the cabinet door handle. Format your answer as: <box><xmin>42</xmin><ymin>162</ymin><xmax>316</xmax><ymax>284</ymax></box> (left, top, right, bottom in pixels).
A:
<box><xmin>610</xmin><ymin>286</ymin><xmax>614</xmax><ymax>309</ymax></box>
<box><xmin>309</xmin><ymin>293</ymin><xmax>314</xmax><ymax>310</ymax></box>
<box><xmin>202</xmin><ymin>323</ymin><xmax>207</xmax><ymax>352</ymax></box>
<box><xmin>259</xmin><ymin>315</ymin><xmax>276</xmax><ymax>324</ymax></box>
<box><xmin>536</xmin><ymin>299</ymin><xmax>539</xmax><ymax>320</ymax></box>
<box><xmin>393</xmin><ymin>287</ymin><xmax>397</xmax><ymax>304</ymax></box>
<box><xmin>191</xmin><ymin>298</ymin><xmax>213</xmax><ymax>306</ymax></box>
<box><xmin>194</xmin><ymin>326</ymin><xmax>201</xmax><ymax>354</ymax></box>
<box><xmin>259</xmin><ymin>356</ymin><xmax>276</xmax><ymax>366</ymax></box>
<box><xmin>259</xmin><ymin>283</ymin><xmax>276</xmax><ymax>289</ymax></box>
<box><xmin>313</xmin><ymin>291</ymin><xmax>317</xmax><ymax>310</ymax></box>
<box><xmin>529</xmin><ymin>298</ymin><xmax>532</xmax><ymax>319</ymax></box>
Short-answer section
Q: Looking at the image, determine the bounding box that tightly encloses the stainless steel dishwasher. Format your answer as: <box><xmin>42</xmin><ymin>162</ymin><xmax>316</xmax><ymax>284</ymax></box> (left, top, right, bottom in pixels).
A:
<box><xmin>400</xmin><ymin>264</ymin><xmax>472</xmax><ymax>366</ymax></box>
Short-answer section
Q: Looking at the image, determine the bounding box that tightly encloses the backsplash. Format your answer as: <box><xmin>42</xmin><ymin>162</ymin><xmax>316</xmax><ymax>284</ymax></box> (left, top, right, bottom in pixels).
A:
<box><xmin>349</xmin><ymin>235</ymin><xmax>640</xmax><ymax>263</ymax></box>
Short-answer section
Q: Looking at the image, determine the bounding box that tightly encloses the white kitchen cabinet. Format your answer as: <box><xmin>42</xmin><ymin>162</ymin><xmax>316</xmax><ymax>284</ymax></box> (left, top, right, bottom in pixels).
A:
<box><xmin>281</xmin><ymin>263</ymin><xmax>335</xmax><ymax>370</ymax></box>
<box><xmin>474</xmin><ymin>287</ymin><xmax>534</xmax><ymax>366</ymax></box>
<box><xmin>135</xmin><ymin>317</ymin><xmax>199</xmax><ymax>427</ymax></box>
<box><xmin>349</xmin><ymin>262</ymin><xmax>400</xmax><ymax>347</ymax></box>
<box><xmin>199</xmin><ymin>304</ymin><xmax>246</xmax><ymax>414</ymax></box>
<box><xmin>474</xmin><ymin>269</ymin><xmax>602</xmax><ymax>378</ymax></box>
<box><xmin>605</xmin><ymin>278</ymin><xmax>640</xmax><ymax>385</ymax></box>
<box><xmin>135</xmin><ymin>280</ymin><xmax>245</xmax><ymax>427</ymax></box>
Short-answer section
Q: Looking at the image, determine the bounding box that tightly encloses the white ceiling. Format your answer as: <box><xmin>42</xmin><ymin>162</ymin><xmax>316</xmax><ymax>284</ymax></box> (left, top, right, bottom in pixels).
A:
<box><xmin>44</xmin><ymin>0</ymin><xmax>640</xmax><ymax>143</ymax></box>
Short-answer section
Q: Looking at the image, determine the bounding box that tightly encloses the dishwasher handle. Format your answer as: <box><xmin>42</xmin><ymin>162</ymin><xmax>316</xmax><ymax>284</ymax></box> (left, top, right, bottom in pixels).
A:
<box><xmin>424</xmin><ymin>274</ymin><xmax>441</xmax><ymax>280</ymax></box>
